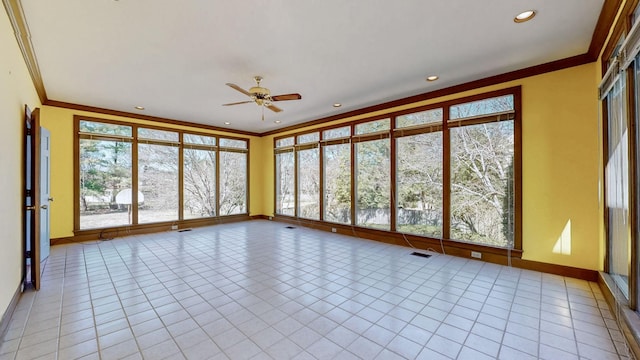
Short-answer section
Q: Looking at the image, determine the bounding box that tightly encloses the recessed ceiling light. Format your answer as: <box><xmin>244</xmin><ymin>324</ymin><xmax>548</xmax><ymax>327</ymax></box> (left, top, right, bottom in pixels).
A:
<box><xmin>134</xmin><ymin>106</ymin><xmax>145</xmax><ymax>110</ymax></box>
<box><xmin>224</xmin><ymin>122</ymin><xmax>230</xmax><ymax>125</ymax></box>
<box><xmin>333</xmin><ymin>103</ymin><xmax>342</xmax><ymax>108</ymax></box>
<box><xmin>426</xmin><ymin>75</ymin><xmax>439</xmax><ymax>82</ymax></box>
<box><xmin>514</xmin><ymin>10</ymin><xmax>536</xmax><ymax>23</ymax></box>
<box><xmin>274</xmin><ymin>120</ymin><xmax>281</xmax><ymax>124</ymax></box>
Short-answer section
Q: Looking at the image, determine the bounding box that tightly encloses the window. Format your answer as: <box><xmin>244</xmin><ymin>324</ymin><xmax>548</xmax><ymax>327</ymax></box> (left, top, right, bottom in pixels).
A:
<box><xmin>75</xmin><ymin>118</ymin><xmax>249</xmax><ymax>231</ymax></box>
<box><xmin>355</xmin><ymin>120</ymin><xmax>391</xmax><ymax>229</ymax></box>
<box><xmin>449</xmin><ymin>96</ymin><xmax>515</xmax><ymax>247</ymax></box>
<box><xmin>138</xmin><ymin>128</ymin><xmax>179</xmax><ymax>224</ymax></box>
<box><xmin>78</xmin><ymin>121</ymin><xmax>133</xmax><ymax>229</ymax></box>
<box><xmin>183</xmin><ymin>135</ymin><xmax>216</xmax><ymax>219</ymax></box>
<box><xmin>219</xmin><ymin>138</ymin><xmax>248</xmax><ymax>215</ymax></box>
<box><xmin>275</xmin><ymin>137</ymin><xmax>295</xmax><ymax>216</ymax></box>
<box><xmin>396</xmin><ymin>110</ymin><xmax>443</xmax><ymax>237</ymax></box>
<box><xmin>323</xmin><ymin>128</ymin><xmax>351</xmax><ymax>224</ymax></box>
<box><xmin>297</xmin><ymin>133</ymin><xmax>320</xmax><ymax>219</ymax></box>
<box><xmin>273</xmin><ymin>88</ymin><xmax>520</xmax><ymax>251</ymax></box>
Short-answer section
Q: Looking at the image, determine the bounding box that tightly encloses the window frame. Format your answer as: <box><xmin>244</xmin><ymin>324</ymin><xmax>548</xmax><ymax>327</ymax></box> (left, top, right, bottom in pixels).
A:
<box><xmin>273</xmin><ymin>86</ymin><xmax>522</xmax><ymax>253</ymax></box>
<box><xmin>74</xmin><ymin>116</ymin><xmax>250</xmax><ymax>233</ymax></box>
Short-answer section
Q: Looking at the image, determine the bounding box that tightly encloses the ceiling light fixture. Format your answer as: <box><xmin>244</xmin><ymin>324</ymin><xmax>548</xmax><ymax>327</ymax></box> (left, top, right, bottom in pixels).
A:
<box><xmin>224</xmin><ymin>122</ymin><xmax>230</xmax><ymax>125</ymax></box>
<box><xmin>134</xmin><ymin>106</ymin><xmax>145</xmax><ymax>110</ymax></box>
<box><xmin>426</xmin><ymin>75</ymin><xmax>439</xmax><ymax>82</ymax></box>
<box><xmin>274</xmin><ymin>120</ymin><xmax>281</xmax><ymax>124</ymax></box>
<box><xmin>514</xmin><ymin>10</ymin><xmax>536</xmax><ymax>23</ymax></box>
<box><xmin>333</xmin><ymin>103</ymin><xmax>342</xmax><ymax>108</ymax></box>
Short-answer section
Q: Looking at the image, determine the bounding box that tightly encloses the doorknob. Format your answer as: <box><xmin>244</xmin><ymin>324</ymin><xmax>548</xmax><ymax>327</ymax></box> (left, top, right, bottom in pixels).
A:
<box><xmin>48</xmin><ymin>197</ymin><xmax>54</xmax><ymax>202</ymax></box>
<box><xmin>26</xmin><ymin>206</ymin><xmax>35</xmax><ymax>211</ymax></box>
<box><xmin>40</xmin><ymin>205</ymin><xmax>48</xmax><ymax>210</ymax></box>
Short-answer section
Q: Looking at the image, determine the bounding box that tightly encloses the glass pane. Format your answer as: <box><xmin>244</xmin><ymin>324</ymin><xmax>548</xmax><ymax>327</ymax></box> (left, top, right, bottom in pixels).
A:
<box><xmin>355</xmin><ymin>139</ymin><xmax>390</xmax><ymax>229</ymax></box>
<box><xmin>450</xmin><ymin>95</ymin><xmax>514</xmax><ymax>120</ymax></box>
<box><xmin>183</xmin><ymin>148</ymin><xmax>216</xmax><ymax>219</ymax></box>
<box><xmin>607</xmin><ymin>75</ymin><xmax>630</xmax><ymax>298</ymax></box>
<box><xmin>355</xmin><ymin>119</ymin><xmax>390</xmax><ymax>134</ymax></box>
<box><xmin>138</xmin><ymin>144</ymin><xmax>179</xmax><ymax>223</ymax></box>
<box><xmin>276</xmin><ymin>137</ymin><xmax>294</xmax><ymax>148</ymax></box>
<box><xmin>297</xmin><ymin>132</ymin><xmax>319</xmax><ymax>144</ymax></box>
<box><xmin>219</xmin><ymin>138</ymin><xmax>247</xmax><ymax>149</ymax></box>
<box><xmin>219</xmin><ymin>151</ymin><xmax>247</xmax><ymax>215</ymax></box>
<box><xmin>184</xmin><ymin>134</ymin><xmax>216</xmax><ymax>146</ymax></box>
<box><xmin>396</xmin><ymin>132</ymin><xmax>443</xmax><ymax>237</ymax></box>
<box><xmin>276</xmin><ymin>152</ymin><xmax>295</xmax><ymax>216</ymax></box>
<box><xmin>450</xmin><ymin>121</ymin><xmax>514</xmax><ymax>247</ymax></box>
<box><xmin>297</xmin><ymin>147</ymin><xmax>320</xmax><ymax>220</ymax></box>
<box><xmin>79</xmin><ymin>139</ymin><xmax>132</xmax><ymax>229</ymax></box>
<box><xmin>79</xmin><ymin>120</ymin><xmax>131</xmax><ymax>136</ymax></box>
<box><xmin>138</xmin><ymin>128</ymin><xmax>179</xmax><ymax>142</ymax></box>
<box><xmin>323</xmin><ymin>126</ymin><xmax>351</xmax><ymax>140</ymax></box>
<box><xmin>324</xmin><ymin>143</ymin><xmax>351</xmax><ymax>224</ymax></box>
<box><xmin>396</xmin><ymin>108</ymin><xmax>443</xmax><ymax>128</ymax></box>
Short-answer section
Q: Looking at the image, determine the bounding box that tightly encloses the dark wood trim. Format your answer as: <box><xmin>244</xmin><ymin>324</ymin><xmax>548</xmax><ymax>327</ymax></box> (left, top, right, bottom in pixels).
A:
<box><xmin>131</xmin><ymin>124</ymin><xmax>139</xmax><ymax>225</ymax></box>
<box><xmin>319</xmin><ymin>141</ymin><xmax>324</xmax><ymax>222</ymax></box>
<box><xmin>245</xmin><ymin>139</ymin><xmax>250</xmax><ymax>216</ymax></box>
<box><xmin>442</xmin><ymin>102</ymin><xmax>451</xmax><ymax>240</ymax></box>
<box><xmin>589</xmin><ymin>0</ymin><xmax>625</xmax><ymax>60</ymax></box>
<box><xmin>178</xmin><ymin>132</ymin><xmax>184</xmax><ymax>221</ymax></box>
<box><xmin>2</xmin><ymin>0</ymin><xmax>47</xmax><ymax>102</ymax></box>
<box><xmin>628</xmin><ymin>65</ymin><xmax>639</xmax><ymax>310</ymax></box>
<box><xmin>350</xmin><ymin>123</ymin><xmax>356</xmax><ymax>225</ymax></box>
<box><xmin>0</xmin><ymin>283</ymin><xmax>22</xmax><ymax>344</ymax></box>
<box><xmin>271</xmin><ymin>215</ymin><xmax>598</xmax><ymax>281</ymax></box>
<box><xmin>513</xmin><ymin>87</ymin><xmax>523</xmax><ymax>250</ymax></box>
<box><xmin>272</xmin><ymin>138</ymin><xmax>277</xmax><ymax>217</ymax></box>
<box><xmin>599</xmin><ymin>272</ymin><xmax>640</xmax><ymax>359</ymax></box>
<box><xmin>30</xmin><ymin>108</ymin><xmax>41</xmax><ymax>290</ymax></box>
<box><xmin>261</xmin><ymin>55</ymin><xmax>591</xmax><ymax>137</ymax></box>
<box><xmin>73</xmin><ymin>118</ymin><xmax>80</xmax><ymax>231</ymax></box>
<box><xmin>46</xmin><ymin>100</ymin><xmax>260</xmax><ymax>137</ymax></box>
<box><xmin>390</xmin><ymin>115</ymin><xmax>397</xmax><ymax>232</ymax></box>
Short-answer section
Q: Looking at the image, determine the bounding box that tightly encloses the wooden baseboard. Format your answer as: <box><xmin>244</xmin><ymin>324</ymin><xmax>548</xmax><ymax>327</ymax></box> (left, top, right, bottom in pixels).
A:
<box><xmin>598</xmin><ymin>272</ymin><xmax>640</xmax><ymax>358</ymax></box>
<box><xmin>52</xmin><ymin>214</ymin><xmax>253</xmax><ymax>245</ymax></box>
<box><xmin>0</xmin><ymin>283</ymin><xmax>22</xmax><ymax>344</ymax></box>
<box><xmin>271</xmin><ymin>215</ymin><xmax>598</xmax><ymax>281</ymax></box>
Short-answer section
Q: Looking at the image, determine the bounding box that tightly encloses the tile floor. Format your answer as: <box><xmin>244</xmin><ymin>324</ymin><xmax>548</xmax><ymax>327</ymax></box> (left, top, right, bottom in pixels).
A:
<box><xmin>0</xmin><ymin>220</ymin><xmax>633</xmax><ymax>360</ymax></box>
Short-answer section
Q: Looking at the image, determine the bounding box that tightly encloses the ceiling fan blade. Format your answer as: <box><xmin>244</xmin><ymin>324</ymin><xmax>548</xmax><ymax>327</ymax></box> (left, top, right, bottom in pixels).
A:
<box><xmin>226</xmin><ymin>83</ymin><xmax>252</xmax><ymax>97</ymax></box>
<box><xmin>266</xmin><ymin>104</ymin><xmax>283</xmax><ymax>113</ymax></box>
<box><xmin>271</xmin><ymin>93</ymin><xmax>302</xmax><ymax>101</ymax></box>
<box><xmin>222</xmin><ymin>100</ymin><xmax>254</xmax><ymax>106</ymax></box>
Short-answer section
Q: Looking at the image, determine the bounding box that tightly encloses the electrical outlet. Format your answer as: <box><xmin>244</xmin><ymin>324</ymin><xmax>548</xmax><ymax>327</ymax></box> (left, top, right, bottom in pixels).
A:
<box><xmin>331</xmin><ymin>228</ymin><xmax>337</xmax><ymax>233</ymax></box>
<box><xmin>471</xmin><ymin>251</ymin><xmax>482</xmax><ymax>259</ymax></box>
<box><xmin>171</xmin><ymin>225</ymin><xmax>178</xmax><ymax>230</ymax></box>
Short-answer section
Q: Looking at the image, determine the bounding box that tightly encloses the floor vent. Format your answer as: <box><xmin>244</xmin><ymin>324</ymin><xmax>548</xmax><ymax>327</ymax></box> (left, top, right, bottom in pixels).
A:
<box><xmin>410</xmin><ymin>252</ymin><xmax>432</xmax><ymax>258</ymax></box>
<box><xmin>178</xmin><ymin>229</ymin><xmax>192</xmax><ymax>232</ymax></box>
<box><xmin>285</xmin><ymin>226</ymin><xmax>296</xmax><ymax>229</ymax></box>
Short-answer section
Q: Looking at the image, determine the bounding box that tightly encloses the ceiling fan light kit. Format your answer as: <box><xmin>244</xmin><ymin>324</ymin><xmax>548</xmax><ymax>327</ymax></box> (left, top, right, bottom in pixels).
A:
<box><xmin>223</xmin><ymin>76</ymin><xmax>302</xmax><ymax>120</ymax></box>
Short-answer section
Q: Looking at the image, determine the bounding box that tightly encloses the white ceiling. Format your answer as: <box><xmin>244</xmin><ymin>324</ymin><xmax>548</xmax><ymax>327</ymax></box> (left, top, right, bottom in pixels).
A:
<box><xmin>20</xmin><ymin>0</ymin><xmax>604</xmax><ymax>134</ymax></box>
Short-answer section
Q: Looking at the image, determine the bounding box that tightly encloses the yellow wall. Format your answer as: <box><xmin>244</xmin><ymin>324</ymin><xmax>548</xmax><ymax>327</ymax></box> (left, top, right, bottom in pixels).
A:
<box><xmin>0</xmin><ymin>10</ymin><xmax>41</xmax><ymax>313</ymax></box>
<box><xmin>259</xmin><ymin>63</ymin><xmax>601</xmax><ymax>270</ymax></box>
<box><xmin>40</xmin><ymin>106</ymin><xmax>263</xmax><ymax>238</ymax></box>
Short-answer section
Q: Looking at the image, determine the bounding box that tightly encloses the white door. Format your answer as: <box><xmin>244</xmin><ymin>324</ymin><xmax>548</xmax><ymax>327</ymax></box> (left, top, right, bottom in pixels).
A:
<box><xmin>39</xmin><ymin>127</ymin><xmax>50</xmax><ymax>262</ymax></box>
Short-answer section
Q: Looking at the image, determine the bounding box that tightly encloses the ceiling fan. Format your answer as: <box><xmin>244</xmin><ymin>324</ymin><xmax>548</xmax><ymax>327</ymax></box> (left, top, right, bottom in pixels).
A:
<box><xmin>223</xmin><ymin>76</ymin><xmax>302</xmax><ymax>120</ymax></box>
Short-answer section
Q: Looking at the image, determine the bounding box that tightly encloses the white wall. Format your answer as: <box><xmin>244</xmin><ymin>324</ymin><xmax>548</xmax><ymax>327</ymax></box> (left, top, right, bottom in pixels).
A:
<box><xmin>0</xmin><ymin>8</ymin><xmax>41</xmax><ymax>316</ymax></box>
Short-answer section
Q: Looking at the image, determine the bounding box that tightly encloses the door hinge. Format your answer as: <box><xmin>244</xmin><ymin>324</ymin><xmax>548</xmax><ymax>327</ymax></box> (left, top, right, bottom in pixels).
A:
<box><xmin>26</xmin><ymin>128</ymin><xmax>31</xmax><ymax>135</ymax></box>
<box><xmin>25</xmin><ymin>189</ymin><xmax>32</xmax><ymax>197</ymax></box>
<box><xmin>25</xmin><ymin>251</ymin><xmax>31</xmax><ymax>258</ymax></box>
